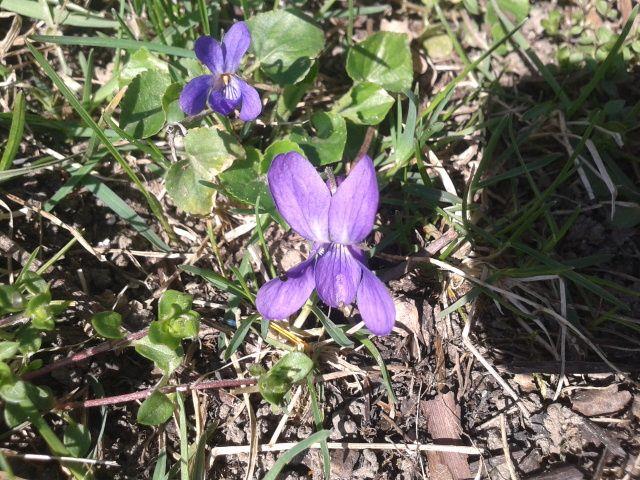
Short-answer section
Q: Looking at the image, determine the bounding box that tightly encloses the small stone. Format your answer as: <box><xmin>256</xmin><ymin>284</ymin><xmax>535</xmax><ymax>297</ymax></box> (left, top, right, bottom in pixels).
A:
<box><xmin>571</xmin><ymin>385</ymin><xmax>632</xmax><ymax>416</ymax></box>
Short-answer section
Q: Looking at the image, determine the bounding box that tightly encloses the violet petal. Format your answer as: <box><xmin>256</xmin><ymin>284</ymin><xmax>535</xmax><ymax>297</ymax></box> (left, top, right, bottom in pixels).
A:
<box><xmin>236</xmin><ymin>78</ymin><xmax>261</xmax><ymax>121</ymax></box>
<box><xmin>356</xmin><ymin>266</ymin><xmax>395</xmax><ymax>335</ymax></box>
<box><xmin>222</xmin><ymin>22</ymin><xmax>251</xmax><ymax>73</ymax></box>
<box><xmin>179</xmin><ymin>75</ymin><xmax>212</xmax><ymax>115</ymax></box>
<box><xmin>328</xmin><ymin>155</ymin><xmax>379</xmax><ymax>244</ymax></box>
<box><xmin>209</xmin><ymin>77</ymin><xmax>242</xmax><ymax>115</ymax></box>
<box><xmin>268</xmin><ymin>152</ymin><xmax>331</xmax><ymax>242</ymax></box>
<box><xmin>315</xmin><ymin>244</ymin><xmax>362</xmax><ymax>308</ymax></box>
<box><xmin>256</xmin><ymin>257</ymin><xmax>316</xmax><ymax>320</ymax></box>
<box><xmin>194</xmin><ymin>36</ymin><xmax>223</xmax><ymax>74</ymax></box>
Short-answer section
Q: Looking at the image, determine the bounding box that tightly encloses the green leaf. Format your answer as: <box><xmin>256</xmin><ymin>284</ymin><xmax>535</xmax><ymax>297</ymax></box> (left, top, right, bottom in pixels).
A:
<box><xmin>162</xmin><ymin>83</ymin><xmax>185</xmax><ymax>123</ymax></box>
<box><xmin>137</xmin><ymin>391</ymin><xmax>174</xmax><ymax>426</ymax></box>
<box><xmin>276</xmin><ymin>63</ymin><xmax>318</xmax><ymax>121</ymax></box>
<box><xmin>219</xmin><ymin>156</ymin><xmax>276</xmax><ymax>214</ymax></box>
<box><xmin>91</xmin><ymin>311</ymin><xmax>124</xmax><ymax>339</ymax></box>
<box><xmin>148</xmin><ymin>321</ymin><xmax>181</xmax><ymax>349</ymax></box>
<box><xmin>0</xmin><ymin>380</ymin><xmax>28</xmax><ymax>404</ymax></box>
<box><xmin>119</xmin><ymin>70</ymin><xmax>171</xmax><ymax>139</ymax></box>
<box><xmin>357</xmin><ymin>335</ymin><xmax>396</xmax><ymax>404</ymax></box>
<box><xmin>134</xmin><ymin>335</ymin><xmax>183</xmax><ymax>375</ymax></box>
<box><xmin>63</xmin><ymin>421</ymin><xmax>91</xmax><ymax>457</ymax></box>
<box><xmin>0</xmin><ymin>342</ymin><xmax>19</xmax><ymax>361</ymax></box>
<box><xmin>165</xmin><ymin>160</ymin><xmax>215</xmax><ymax>215</ymax></box>
<box><xmin>16</xmin><ymin>326</ymin><xmax>41</xmax><ymax>355</ymax></box>
<box><xmin>167</xmin><ymin>311</ymin><xmax>200</xmax><ymax>340</ymax></box>
<box><xmin>258</xmin><ymin>351</ymin><xmax>314</xmax><ymax>406</ymax></box>
<box><xmin>0</xmin><ymin>90</ymin><xmax>25</xmax><ymax>173</ymax></box>
<box><xmin>17</xmin><ymin>271</ymin><xmax>48</xmax><ymax>296</ymax></box>
<box><xmin>166</xmin><ymin>126</ymin><xmax>244</xmax><ymax>215</ymax></box>
<box><xmin>119</xmin><ymin>48</ymin><xmax>169</xmax><ymax>87</ymax></box>
<box><xmin>158</xmin><ymin>290</ymin><xmax>193</xmax><ymax>321</ymax></box>
<box><xmin>290</xmin><ymin>112</ymin><xmax>347</xmax><ymax>166</ymax></box>
<box><xmin>261</xmin><ymin>430</ymin><xmax>331</xmax><ymax>480</ymax></box>
<box><xmin>0</xmin><ymin>362</ymin><xmax>14</xmax><ymax>385</ymax></box>
<box><xmin>26</xmin><ymin>291</ymin><xmax>55</xmax><ymax>331</ymax></box>
<box><xmin>333</xmin><ymin>82</ymin><xmax>395</xmax><ymax>125</ymax></box>
<box><xmin>423</xmin><ymin>34</ymin><xmax>454</xmax><ymax>60</ymax></box>
<box><xmin>310</xmin><ymin>305</ymin><xmax>353</xmax><ymax>348</ymax></box>
<box><xmin>248</xmin><ymin>9</ymin><xmax>324</xmax><ymax>85</ymax></box>
<box><xmin>346</xmin><ymin>32</ymin><xmax>413</xmax><ymax>93</ymax></box>
<box><xmin>0</xmin><ymin>284</ymin><xmax>25</xmax><ymax>313</ymax></box>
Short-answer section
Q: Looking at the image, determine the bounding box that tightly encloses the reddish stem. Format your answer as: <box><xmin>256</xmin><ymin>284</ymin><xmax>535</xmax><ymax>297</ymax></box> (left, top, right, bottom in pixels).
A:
<box><xmin>23</xmin><ymin>328</ymin><xmax>149</xmax><ymax>380</ymax></box>
<box><xmin>58</xmin><ymin>377</ymin><xmax>257</xmax><ymax>410</ymax></box>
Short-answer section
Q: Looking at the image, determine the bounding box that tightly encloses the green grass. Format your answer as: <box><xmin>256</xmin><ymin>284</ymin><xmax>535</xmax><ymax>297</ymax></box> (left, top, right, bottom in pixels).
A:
<box><xmin>1</xmin><ymin>0</ymin><xmax>639</xmax><ymax>478</ymax></box>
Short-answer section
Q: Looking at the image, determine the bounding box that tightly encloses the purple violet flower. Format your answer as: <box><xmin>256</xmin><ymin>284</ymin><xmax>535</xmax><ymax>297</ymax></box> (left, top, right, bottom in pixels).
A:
<box><xmin>179</xmin><ymin>22</ymin><xmax>261</xmax><ymax>121</ymax></box>
<box><xmin>255</xmin><ymin>151</ymin><xmax>396</xmax><ymax>336</ymax></box>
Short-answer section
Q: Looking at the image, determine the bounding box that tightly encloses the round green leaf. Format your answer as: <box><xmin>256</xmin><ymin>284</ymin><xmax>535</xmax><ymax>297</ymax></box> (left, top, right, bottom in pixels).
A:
<box><xmin>346</xmin><ymin>32</ymin><xmax>413</xmax><ymax>93</ymax></box>
<box><xmin>119</xmin><ymin>69</ymin><xmax>171</xmax><ymax>139</ymax></box>
<box><xmin>137</xmin><ymin>391</ymin><xmax>174</xmax><ymax>426</ymax></box>
<box><xmin>0</xmin><ymin>284</ymin><xmax>25</xmax><ymax>313</ymax></box>
<box><xmin>167</xmin><ymin>311</ymin><xmax>200</xmax><ymax>340</ymax></box>
<box><xmin>333</xmin><ymin>82</ymin><xmax>395</xmax><ymax>125</ymax></box>
<box><xmin>26</xmin><ymin>291</ymin><xmax>55</xmax><ymax>331</ymax></box>
<box><xmin>0</xmin><ymin>380</ymin><xmax>28</xmax><ymax>404</ymax></box>
<box><xmin>289</xmin><ymin>112</ymin><xmax>347</xmax><ymax>166</ymax></box>
<box><xmin>64</xmin><ymin>421</ymin><xmax>92</xmax><ymax>457</ymax></box>
<box><xmin>0</xmin><ymin>342</ymin><xmax>19</xmax><ymax>361</ymax></box>
<box><xmin>91</xmin><ymin>311</ymin><xmax>124</xmax><ymax>339</ymax></box>
<box><xmin>149</xmin><ymin>321</ymin><xmax>181</xmax><ymax>349</ymax></box>
<box><xmin>17</xmin><ymin>272</ymin><xmax>48</xmax><ymax>296</ymax></box>
<box><xmin>158</xmin><ymin>290</ymin><xmax>193</xmax><ymax>321</ymax></box>
<box><xmin>0</xmin><ymin>362</ymin><xmax>14</xmax><ymax>385</ymax></box>
<box><xmin>423</xmin><ymin>34</ymin><xmax>454</xmax><ymax>60</ymax></box>
<box><xmin>219</xmin><ymin>151</ymin><xmax>275</xmax><ymax>214</ymax></box>
<box><xmin>248</xmin><ymin>9</ymin><xmax>324</xmax><ymax>85</ymax></box>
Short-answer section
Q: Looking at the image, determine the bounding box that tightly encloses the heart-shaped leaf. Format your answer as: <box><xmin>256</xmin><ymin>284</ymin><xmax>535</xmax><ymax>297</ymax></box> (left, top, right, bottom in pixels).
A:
<box><xmin>346</xmin><ymin>32</ymin><xmax>413</xmax><ymax>93</ymax></box>
<box><xmin>119</xmin><ymin>69</ymin><xmax>171</xmax><ymax>139</ymax></box>
<box><xmin>258</xmin><ymin>351</ymin><xmax>313</xmax><ymax>406</ymax></box>
<box><xmin>333</xmin><ymin>82</ymin><xmax>395</xmax><ymax>125</ymax></box>
<box><xmin>248</xmin><ymin>9</ymin><xmax>324</xmax><ymax>85</ymax></box>
<box><xmin>134</xmin><ymin>335</ymin><xmax>183</xmax><ymax>375</ymax></box>
<box><xmin>165</xmin><ymin>126</ymin><xmax>244</xmax><ymax>215</ymax></box>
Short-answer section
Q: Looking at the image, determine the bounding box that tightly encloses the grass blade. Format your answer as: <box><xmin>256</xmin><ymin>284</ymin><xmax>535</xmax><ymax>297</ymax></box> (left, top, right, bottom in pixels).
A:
<box><xmin>1</xmin><ymin>0</ymin><xmax>117</xmax><ymax>28</ymax></box>
<box><xmin>356</xmin><ymin>335</ymin><xmax>397</xmax><ymax>404</ymax></box>
<box><xmin>224</xmin><ymin>315</ymin><xmax>257</xmax><ymax>360</ymax></box>
<box><xmin>31</xmin><ymin>35</ymin><xmax>194</xmax><ymax>58</ymax></box>
<box><xmin>261</xmin><ymin>430</ymin><xmax>331</xmax><ymax>480</ymax></box>
<box><xmin>179</xmin><ymin>265</ymin><xmax>250</xmax><ymax>300</ymax></box>
<box><xmin>307</xmin><ymin>376</ymin><xmax>330</xmax><ymax>480</ymax></box>
<box><xmin>0</xmin><ymin>91</ymin><xmax>25</xmax><ymax>172</ymax></box>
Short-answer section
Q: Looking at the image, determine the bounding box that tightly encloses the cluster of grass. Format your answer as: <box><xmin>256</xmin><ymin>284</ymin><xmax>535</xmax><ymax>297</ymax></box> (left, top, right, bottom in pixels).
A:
<box><xmin>0</xmin><ymin>0</ymin><xmax>639</xmax><ymax>478</ymax></box>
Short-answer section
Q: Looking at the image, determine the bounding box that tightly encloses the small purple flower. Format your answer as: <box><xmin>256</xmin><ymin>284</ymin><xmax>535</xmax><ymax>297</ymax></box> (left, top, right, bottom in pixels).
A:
<box><xmin>255</xmin><ymin>151</ymin><xmax>396</xmax><ymax>336</ymax></box>
<box><xmin>179</xmin><ymin>22</ymin><xmax>261</xmax><ymax>121</ymax></box>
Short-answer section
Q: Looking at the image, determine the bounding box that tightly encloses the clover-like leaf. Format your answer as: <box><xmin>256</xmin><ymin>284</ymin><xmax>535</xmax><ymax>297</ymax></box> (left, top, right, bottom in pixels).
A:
<box><xmin>333</xmin><ymin>82</ymin><xmax>395</xmax><ymax>125</ymax></box>
<box><xmin>346</xmin><ymin>32</ymin><xmax>413</xmax><ymax>93</ymax></box>
<box><xmin>119</xmin><ymin>69</ymin><xmax>172</xmax><ymax>139</ymax></box>
<box><xmin>290</xmin><ymin>111</ymin><xmax>347</xmax><ymax>166</ymax></box>
<box><xmin>165</xmin><ymin>126</ymin><xmax>244</xmax><ymax>215</ymax></box>
<box><xmin>248</xmin><ymin>9</ymin><xmax>324</xmax><ymax>85</ymax></box>
<box><xmin>258</xmin><ymin>351</ymin><xmax>313</xmax><ymax>406</ymax></box>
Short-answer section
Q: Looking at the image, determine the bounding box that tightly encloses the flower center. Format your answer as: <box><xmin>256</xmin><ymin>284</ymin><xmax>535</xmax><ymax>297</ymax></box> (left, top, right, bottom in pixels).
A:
<box><xmin>221</xmin><ymin>73</ymin><xmax>232</xmax><ymax>85</ymax></box>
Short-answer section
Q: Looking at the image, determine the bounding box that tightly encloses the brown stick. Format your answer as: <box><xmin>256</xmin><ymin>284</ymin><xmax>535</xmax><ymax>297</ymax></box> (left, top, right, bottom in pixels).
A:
<box><xmin>58</xmin><ymin>377</ymin><xmax>257</xmax><ymax>410</ymax></box>
<box><xmin>22</xmin><ymin>328</ymin><xmax>148</xmax><ymax>380</ymax></box>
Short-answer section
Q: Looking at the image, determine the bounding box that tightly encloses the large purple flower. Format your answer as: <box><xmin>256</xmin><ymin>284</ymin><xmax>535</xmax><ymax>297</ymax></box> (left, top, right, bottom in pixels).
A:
<box><xmin>255</xmin><ymin>151</ymin><xmax>396</xmax><ymax>336</ymax></box>
<box><xmin>179</xmin><ymin>22</ymin><xmax>261</xmax><ymax>121</ymax></box>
